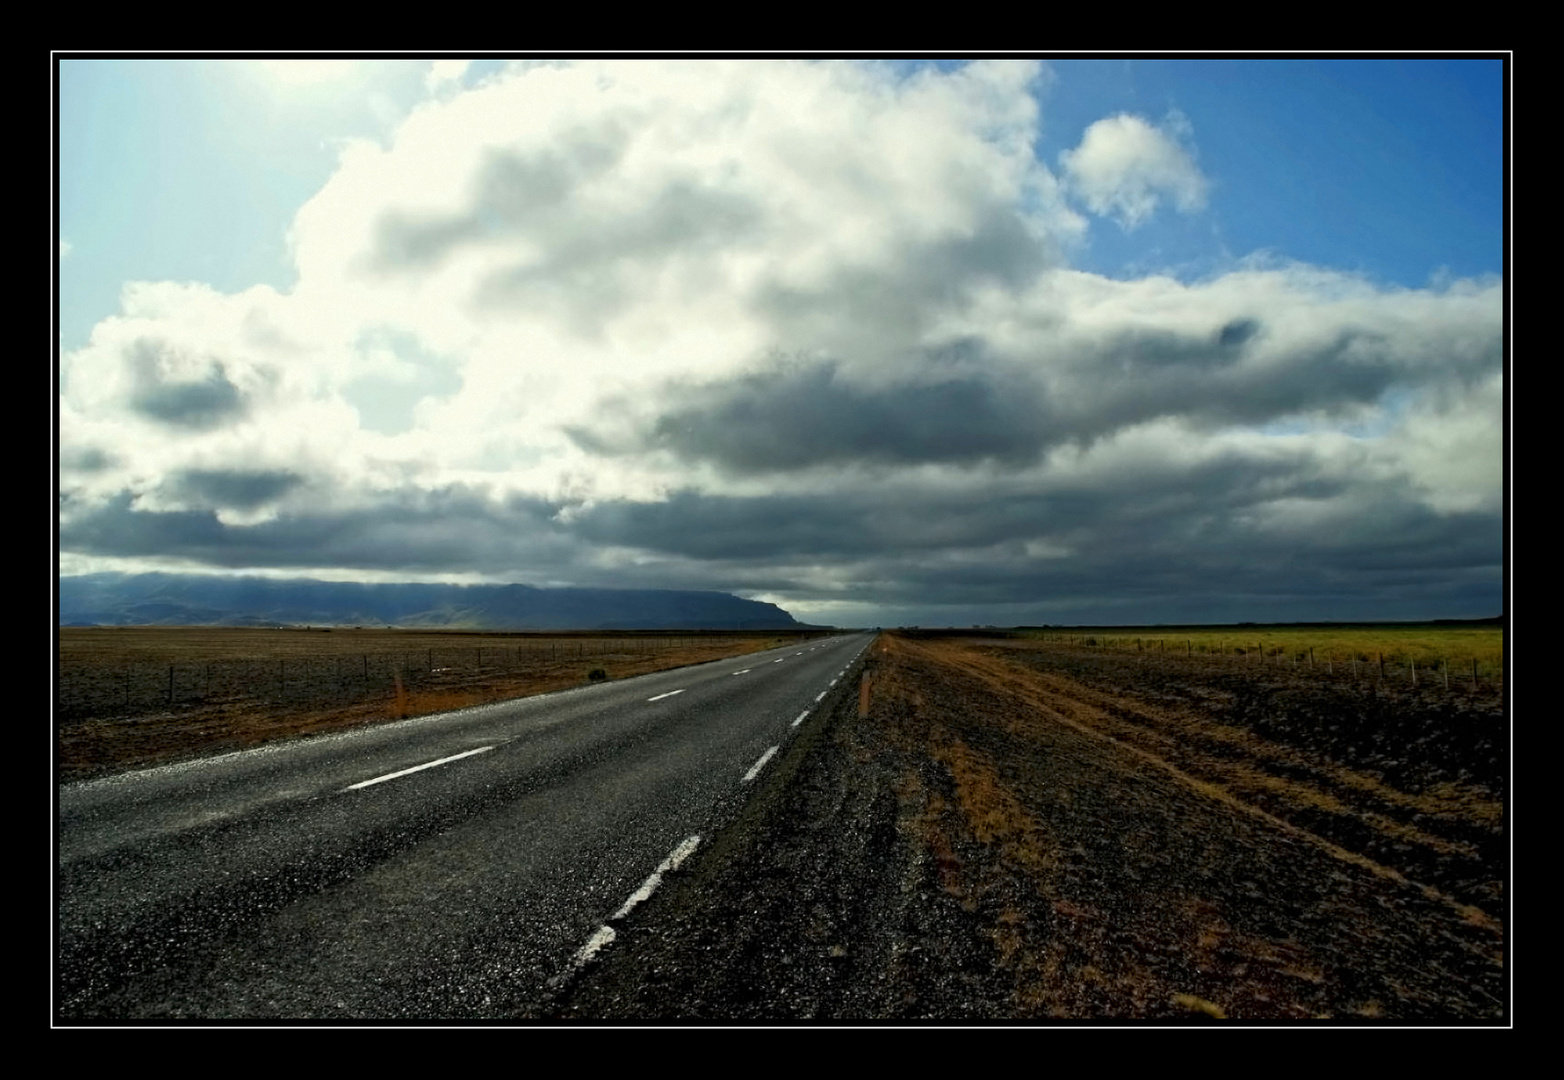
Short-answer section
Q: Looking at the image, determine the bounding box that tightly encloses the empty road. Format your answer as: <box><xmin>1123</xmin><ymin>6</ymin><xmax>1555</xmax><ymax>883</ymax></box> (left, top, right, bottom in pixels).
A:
<box><xmin>57</xmin><ymin>632</ymin><xmax>874</xmax><ymax>1019</ymax></box>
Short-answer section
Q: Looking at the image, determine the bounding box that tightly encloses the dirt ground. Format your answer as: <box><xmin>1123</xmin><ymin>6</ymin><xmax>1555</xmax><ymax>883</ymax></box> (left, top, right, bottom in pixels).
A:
<box><xmin>551</xmin><ymin>632</ymin><xmax>1507</xmax><ymax>1022</ymax></box>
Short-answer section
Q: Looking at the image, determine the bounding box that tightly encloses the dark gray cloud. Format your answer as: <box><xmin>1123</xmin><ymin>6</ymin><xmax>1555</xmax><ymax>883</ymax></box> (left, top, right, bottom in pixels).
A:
<box><xmin>555</xmin><ymin>469</ymin><xmax>1501</xmax><ymax>623</ymax></box>
<box><xmin>1217</xmin><ymin>318</ymin><xmax>1261</xmax><ymax>348</ymax></box>
<box><xmin>748</xmin><ymin>205</ymin><xmax>1056</xmax><ymax>359</ymax></box>
<box><xmin>567</xmin><ymin>319</ymin><xmax>1407</xmax><ymax>476</ymax></box>
<box><xmin>59</xmin><ymin>448</ymin><xmax>1502</xmax><ymax>624</ymax></box>
<box><xmin>125</xmin><ymin>339</ymin><xmax>249</xmax><ymax>430</ymax></box>
<box><xmin>60</xmin><ymin>446</ymin><xmax>115</xmax><ymax>472</ymax></box>
<box><xmin>566</xmin><ymin>449</ymin><xmax>1338</xmax><ymax>564</ymax></box>
<box><xmin>172</xmin><ymin>469</ymin><xmax>303</xmax><ymax>510</ymax></box>
<box><xmin>471</xmin><ymin>180</ymin><xmax>764</xmax><ymax>330</ymax></box>
<box><xmin>572</xmin><ymin>358</ymin><xmax>1054</xmax><ymax>473</ymax></box>
<box><xmin>371</xmin><ymin>122</ymin><xmax>634</xmax><ymax>273</ymax></box>
<box><xmin>59</xmin><ymin>486</ymin><xmax>575</xmax><ymax>577</ymax></box>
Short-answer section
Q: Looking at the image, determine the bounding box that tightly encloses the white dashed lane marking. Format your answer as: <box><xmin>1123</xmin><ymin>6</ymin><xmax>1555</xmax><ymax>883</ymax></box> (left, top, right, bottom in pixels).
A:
<box><xmin>345</xmin><ymin>746</ymin><xmax>495</xmax><ymax>791</ymax></box>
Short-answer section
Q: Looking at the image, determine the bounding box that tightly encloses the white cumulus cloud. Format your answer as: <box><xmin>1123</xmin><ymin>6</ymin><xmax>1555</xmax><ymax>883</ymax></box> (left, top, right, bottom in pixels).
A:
<box><xmin>1061</xmin><ymin>112</ymin><xmax>1209</xmax><ymax>229</ymax></box>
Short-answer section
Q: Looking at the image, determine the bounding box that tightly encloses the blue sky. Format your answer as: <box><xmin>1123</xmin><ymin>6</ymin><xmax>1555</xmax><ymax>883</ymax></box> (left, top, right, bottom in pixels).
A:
<box><xmin>56</xmin><ymin>57</ymin><xmax>1507</xmax><ymax>626</ymax></box>
<box><xmin>1038</xmin><ymin>59</ymin><xmax>1503</xmax><ymax>288</ymax></box>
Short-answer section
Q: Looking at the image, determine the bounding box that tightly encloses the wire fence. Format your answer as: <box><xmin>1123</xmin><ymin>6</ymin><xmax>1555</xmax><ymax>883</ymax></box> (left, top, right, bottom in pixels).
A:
<box><xmin>55</xmin><ymin>636</ymin><xmax>760</xmax><ymax>719</ymax></box>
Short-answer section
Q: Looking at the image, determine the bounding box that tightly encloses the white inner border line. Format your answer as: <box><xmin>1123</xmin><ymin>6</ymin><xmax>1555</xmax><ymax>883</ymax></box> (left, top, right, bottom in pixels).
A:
<box><xmin>742</xmin><ymin>746</ymin><xmax>779</xmax><ymax>783</ymax></box>
<box><xmin>612</xmin><ymin>834</ymin><xmax>702</xmax><ymax>920</ymax></box>
<box><xmin>573</xmin><ymin>834</ymin><xmax>702</xmax><ymax>970</ymax></box>
<box><xmin>345</xmin><ymin>745</ymin><xmax>494</xmax><ymax>791</ymax></box>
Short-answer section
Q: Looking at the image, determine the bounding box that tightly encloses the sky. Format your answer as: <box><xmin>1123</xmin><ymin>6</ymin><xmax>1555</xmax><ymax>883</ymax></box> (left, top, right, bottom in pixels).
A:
<box><xmin>55</xmin><ymin>56</ymin><xmax>1507</xmax><ymax>627</ymax></box>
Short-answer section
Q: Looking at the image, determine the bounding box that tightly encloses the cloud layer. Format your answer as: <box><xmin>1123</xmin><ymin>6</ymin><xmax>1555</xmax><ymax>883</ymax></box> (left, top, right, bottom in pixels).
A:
<box><xmin>58</xmin><ymin>60</ymin><xmax>1504</xmax><ymax>624</ymax></box>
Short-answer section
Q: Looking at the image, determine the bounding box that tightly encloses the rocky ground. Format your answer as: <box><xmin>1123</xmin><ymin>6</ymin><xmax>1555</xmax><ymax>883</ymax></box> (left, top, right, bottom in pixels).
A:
<box><xmin>546</xmin><ymin>632</ymin><xmax>1507</xmax><ymax>1023</ymax></box>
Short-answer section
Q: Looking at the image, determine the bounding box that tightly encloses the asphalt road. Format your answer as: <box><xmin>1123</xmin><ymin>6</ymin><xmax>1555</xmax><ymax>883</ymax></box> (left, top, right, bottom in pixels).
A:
<box><xmin>56</xmin><ymin>632</ymin><xmax>875</xmax><ymax>1020</ymax></box>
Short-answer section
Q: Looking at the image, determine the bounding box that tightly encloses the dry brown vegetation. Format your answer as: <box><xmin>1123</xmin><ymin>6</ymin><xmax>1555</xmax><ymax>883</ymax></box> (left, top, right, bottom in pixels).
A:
<box><xmin>867</xmin><ymin>632</ymin><xmax>1505</xmax><ymax>1018</ymax></box>
<box><xmin>56</xmin><ymin>627</ymin><xmax>825</xmax><ymax>783</ymax></box>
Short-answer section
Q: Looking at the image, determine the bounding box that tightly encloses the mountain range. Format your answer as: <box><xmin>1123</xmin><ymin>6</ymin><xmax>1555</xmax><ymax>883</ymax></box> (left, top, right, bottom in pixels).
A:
<box><xmin>57</xmin><ymin>573</ymin><xmax>808</xmax><ymax>630</ymax></box>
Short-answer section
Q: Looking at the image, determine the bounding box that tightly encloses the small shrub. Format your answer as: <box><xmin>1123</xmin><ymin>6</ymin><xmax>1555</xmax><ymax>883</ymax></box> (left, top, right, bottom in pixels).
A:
<box><xmin>588</xmin><ymin>668</ymin><xmax>608</xmax><ymax>682</ymax></box>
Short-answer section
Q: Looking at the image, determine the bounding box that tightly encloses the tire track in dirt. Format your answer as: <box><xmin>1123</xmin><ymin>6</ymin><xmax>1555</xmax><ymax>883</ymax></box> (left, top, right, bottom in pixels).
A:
<box><xmin>927</xmin><ymin>638</ymin><xmax>1504</xmax><ymax>927</ymax></box>
<box><xmin>873</xmin><ymin>634</ymin><xmax>1505</xmax><ymax>1019</ymax></box>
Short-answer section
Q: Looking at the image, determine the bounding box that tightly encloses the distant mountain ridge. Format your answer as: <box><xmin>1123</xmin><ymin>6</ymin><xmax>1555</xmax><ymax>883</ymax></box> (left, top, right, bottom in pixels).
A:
<box><xmin>58</xmin><ymin>573</ymin><xmax>807</xmax><ymax>630</ymax></box>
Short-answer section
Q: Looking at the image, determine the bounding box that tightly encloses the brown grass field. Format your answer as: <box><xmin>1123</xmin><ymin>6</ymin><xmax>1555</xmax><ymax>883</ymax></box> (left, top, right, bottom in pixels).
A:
<box><xmin>866</xmin><ymin>631</ymin><xmax>1506</xmax><ymax>1016</ymax></box>
<box><xmin>56</xmin><ymin>626</ymin><xmax>827</xmax><ymax>782</ymax></box>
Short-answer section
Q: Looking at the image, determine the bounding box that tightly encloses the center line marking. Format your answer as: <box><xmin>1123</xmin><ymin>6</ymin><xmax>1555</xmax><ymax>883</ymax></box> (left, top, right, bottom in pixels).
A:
<box><xmin>793</xmin><ymin>710</ymin><xmax>809</xmax><ymax>727</ymax></box>
<box><xmin>773</xmin><ymin>658</ymin><xmax>786</xmax><ymax>663</ymax></box>
<box><xmin>731</xmin><ymin>669</ymin><xmax>751</xmax><ymax>675</ymax></box>
<box><xmin>647</xmin><ymin>689</ymin><xmax>685</xmax><ymax>701</ymax></box>
<box><xmin>743</xmin><ymin>746</ymin><xmax>779</xmax><ymax>783</ymax></box>
<box><xmin>345</xmin><ymin>745</ymin><xmax>494</xmax><ymax>791</ymax></box>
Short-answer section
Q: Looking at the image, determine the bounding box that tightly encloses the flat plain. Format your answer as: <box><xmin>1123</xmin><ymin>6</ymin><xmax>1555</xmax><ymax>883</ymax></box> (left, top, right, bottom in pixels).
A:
<box><xmin>57</xmin><ymin>626</ymin><xmax>823</xmax><ymax>782</ymax></box>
